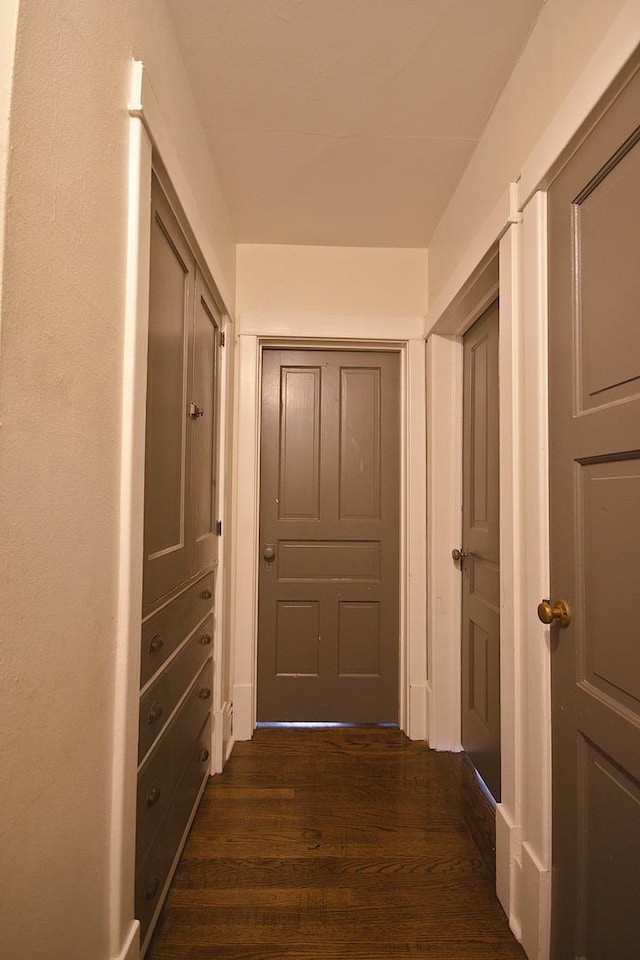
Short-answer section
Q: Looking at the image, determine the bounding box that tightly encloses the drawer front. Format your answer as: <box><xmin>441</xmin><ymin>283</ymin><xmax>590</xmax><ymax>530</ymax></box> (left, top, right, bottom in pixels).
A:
<box><xmin>141</xmin><ymin>572</ymin><xmax>214</xmax><ymax>688</ymax></box>
<box><xmin>136</xmin><ymin>659</ymin><xmax>213</xmax><ymax>865</ymax></box>
<box><xmin>136</xmin><ymin>713</ymin><xmax>212</xmax><ymax>947</ymax></box>
<box><xmin>139</xmin><ymin>614</ymin><xmax>214</xmax><ymax>762</ymax></box>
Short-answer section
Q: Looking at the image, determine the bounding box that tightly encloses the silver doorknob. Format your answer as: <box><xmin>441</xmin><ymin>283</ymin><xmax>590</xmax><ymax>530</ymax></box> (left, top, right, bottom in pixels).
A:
<box><xmin>451</xmin><ymin>548</ymin><xmax>468</xmax><ymax>563</ymax></box>
<box><xmin>263</xmin><ymin>545</ymin><xmax>275</xmax><ymax>562</ymax></box>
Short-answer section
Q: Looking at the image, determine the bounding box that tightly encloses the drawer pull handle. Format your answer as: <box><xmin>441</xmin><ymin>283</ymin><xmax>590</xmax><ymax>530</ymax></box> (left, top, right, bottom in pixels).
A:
<box><xmin>146</xmin><ymin>784</ymin><xmax>161</xmax><ymax>807</ymax></box>
<box><xmin>198</xmin><ymin>687</ymin><xmax>212</xmax><ymax>700</ymax></box>
<box><xmin>200</xmin><ymin>748</ymin><xmax>210</xmax><ymax>763</ymax></box>
<box><xmin>147</xmin><ymin>702</ymin><xmax>163</xmax><ymax>725</ymax></box>
<box><xmin>199</xmin><ymin>633</ymin><xmax>212</xmax><ymax>646</ymax></box>
<box><xmin>144</xmin><ymin>877</ymin><xmax>160</xmax><ymax>902</ymax></box>
<box><xmin>148</xmin><ymin>634</ymin><xmax>164</xmax><ymax>654</ymax></box>
<box><xmin>201</xmin><ymin>589</ymin><xmax>212</xmax><ymax>600</ymax></box>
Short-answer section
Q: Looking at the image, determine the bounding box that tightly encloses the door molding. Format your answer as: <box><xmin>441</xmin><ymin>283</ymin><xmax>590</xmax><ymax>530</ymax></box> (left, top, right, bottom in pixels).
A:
<box><xmin>231</xmin><ymin>328</ymin><xmax>427</xmax><ymax>741</ymax></box>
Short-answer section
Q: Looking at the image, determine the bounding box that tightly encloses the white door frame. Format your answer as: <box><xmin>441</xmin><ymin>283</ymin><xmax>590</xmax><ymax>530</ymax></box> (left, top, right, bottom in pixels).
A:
<box><xmin>230</xmin><ymin>320</ymin><xmax>428</xmax><ymax>742</ymax></box>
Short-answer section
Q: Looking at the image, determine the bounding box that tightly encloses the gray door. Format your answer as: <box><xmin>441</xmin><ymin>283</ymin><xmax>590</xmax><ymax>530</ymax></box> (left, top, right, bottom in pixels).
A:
<box><xmin>460</xmin><ymin>301</ymin><xmax>501</xmax><ymax>801</ymax></box>
<box><xmin>548</xmin><ymin>68</ymin><xmax>640</xmax><ymax>959</ymax></box>
<box><xmin>257</xmin><ymin>349</ymin><xmax>400</xmax><ymax>722</ymax></box>
<box><xmin>143</xmin><ymin>178</ymin><xmax>194</xmax><ymax>611</ymax></box>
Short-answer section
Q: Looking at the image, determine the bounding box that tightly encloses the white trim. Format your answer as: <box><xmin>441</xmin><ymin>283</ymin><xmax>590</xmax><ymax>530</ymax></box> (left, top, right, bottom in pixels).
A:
<box><xmin>112</xmin><ymin>922</ymin><xmax>140</xmax><ymax>960</ymax></box>
<box><xmin>405</xmin><ymin>339</ymin><xmax>428</xmax><ymax>740</ymax></box>
<box><xmin>519</xmin><ymin>0</ymin><xmax>640</xmax><ymax>207</ymax></box>
<box><xmin>519</xmin><ymin>192</ymin><xmax>551</xmax><ymax>960</ymax></box>
<box><xmin>496</xmin><ymin>222</ymin><xmax>524</xmax><ymax>931</ymax></box>
<box><xmin>424</xmin><ymin>185</ymin><xmax>515</xmax><ymax>337</ymax></box>
<box><xmin>230</xmin><ymin>329</ymin><xmax>427</xmax><ymax>741</ymax></box>
<box><xmin>425</xmin><ymin>334</ymin><xmax>463</xmax><ymax>750</ymax></box>
<box><xmin>110</xmin><ymin>78</ymin><xmax>152</xmax><ymax>960</ymax></box>
<box><xmin>238</xmin><ymin>314</ymin><xmax>425</xmax><ymax>341</ymax></box>
<box><xmin>211</xmin><ymin>314</ymin><xmax>231</xmax><ymax>774</ymax></box>
<box><xmin>128</xmin><ymin>62</ymin><xmax>234</xmax><ymax>313</ymax></box>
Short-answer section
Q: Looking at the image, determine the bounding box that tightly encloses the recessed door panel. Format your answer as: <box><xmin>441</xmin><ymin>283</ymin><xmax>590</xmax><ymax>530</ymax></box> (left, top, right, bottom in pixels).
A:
<box><xmin>258</xmin><ymin>349</ymin><xmax>400</xmax><ymax>722</ymax></box>
<box><xmin>143</xmin><ymin>178</ymin><xmax>193</xmax><ymax>609</ymax></box>
<box><xmin>190</xmin><ymin>272</ymin><xmax>220</xmax><ymax>575</ymax></box>
<box><xmin>549</xmin><ymin>66</ymin><xmax>640</xmax><ymax>959</ymax></box>
<box><xmin>339</xmin><ymin>367</ymin><xmax>382</xmax><ymax>520</ymax></box>
<box><xmin>278</xmin><ymin>367</ymin><xmax>321</xmax><ymax>520</ymax></box>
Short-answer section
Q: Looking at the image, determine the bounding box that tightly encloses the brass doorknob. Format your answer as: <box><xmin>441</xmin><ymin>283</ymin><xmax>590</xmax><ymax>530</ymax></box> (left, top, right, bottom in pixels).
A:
<box><xmin>537</xmin><ymin>599</ymin><xmax>572</xmax><ymax>628</ymax></box>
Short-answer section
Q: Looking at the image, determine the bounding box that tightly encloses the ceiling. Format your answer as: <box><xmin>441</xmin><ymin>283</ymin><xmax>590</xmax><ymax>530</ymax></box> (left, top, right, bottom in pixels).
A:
<box><xmin>165</xmin><ymin>0</ymin><xmax>545</xmax><ymax>248</ymax></box>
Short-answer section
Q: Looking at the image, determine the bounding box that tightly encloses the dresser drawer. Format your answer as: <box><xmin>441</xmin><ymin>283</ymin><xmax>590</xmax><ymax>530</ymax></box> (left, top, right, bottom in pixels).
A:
<box><xmin>136</xmin><ymin>658</ymin><xmax>213</xmax><ymax>865</ymax></box>
<box><xmin>140</xmin><ymin>572</ymin><xmax>214</xmax><ymax>687</ymax></box>
<box><xmin>136</xmin><ymin>712</ymin><xmax>212</xmax><ymax>948</ymax></box>
<box><xmin>139</xmin><ymin>614</ymin><xmax>213</xmax><ymax>763</ymax></box>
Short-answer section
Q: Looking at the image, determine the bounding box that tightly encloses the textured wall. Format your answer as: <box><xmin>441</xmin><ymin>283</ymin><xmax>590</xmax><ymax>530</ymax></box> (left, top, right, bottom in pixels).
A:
<box><xmin>0</xmin><ymin>1</ymin><xmax>131</xmax><ymax>957</ymax></box>
<box><xmin>428</xmin><ymin>0</ymin><xmax>628</xmax><ymax>300</ymax></box>
<box><xmin>0</xmin><ymin>1</ymin><xmax>236</xmax><ymax>958</ymax></box>
<box><xmin>237</xmin><ymin>244</ymin><xmax>428</xmax><ymax>319</ymax></box>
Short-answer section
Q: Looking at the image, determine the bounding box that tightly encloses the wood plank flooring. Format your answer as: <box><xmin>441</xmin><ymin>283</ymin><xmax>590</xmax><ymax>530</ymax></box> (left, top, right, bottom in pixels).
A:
<box><xmin>147</xmin><ymin>727</ymin><xmax>526</xmax><ymax>959</ymax></box>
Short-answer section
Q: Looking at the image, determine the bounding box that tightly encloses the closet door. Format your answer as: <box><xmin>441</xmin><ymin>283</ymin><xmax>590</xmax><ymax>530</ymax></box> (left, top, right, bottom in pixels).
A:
<box><xmin>189</xmin><ymin>270</ymin><xmax>221</xmax><ymax>577</ymax></box>
<box><xmin>143</xmin><ymin>176</ymin><xmax>195</xmax><ymax>613</ymax></box>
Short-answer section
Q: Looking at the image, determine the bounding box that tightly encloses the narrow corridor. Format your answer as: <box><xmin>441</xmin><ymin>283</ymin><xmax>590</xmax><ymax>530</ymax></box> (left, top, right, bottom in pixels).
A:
<box><xmin>147</xmin><ymin>728</ymin><xmax>525</xmax><ymax>959</ymax></box>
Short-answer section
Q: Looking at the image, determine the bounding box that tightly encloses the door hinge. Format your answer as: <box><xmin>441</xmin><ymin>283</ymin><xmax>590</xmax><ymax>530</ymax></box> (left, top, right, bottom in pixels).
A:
<box><xmin>219</xmin><ymin>330</ymin><xmax>225</xmax><ymax>347</ymax></box>
<box><xmin>216</xmin><ymin>520</ymin><xmax>222</xmax><ymax>536</ymax></box>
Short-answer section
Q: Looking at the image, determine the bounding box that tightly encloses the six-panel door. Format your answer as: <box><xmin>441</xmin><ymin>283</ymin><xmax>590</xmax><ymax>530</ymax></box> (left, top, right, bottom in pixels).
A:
<box><xmin>257</xmin><ymin>349</ymin><xmax>400</xmax><ymax>722</ymax></box>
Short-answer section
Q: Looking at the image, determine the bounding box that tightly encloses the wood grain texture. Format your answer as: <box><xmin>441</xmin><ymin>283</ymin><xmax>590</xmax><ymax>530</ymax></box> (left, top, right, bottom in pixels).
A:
<box><xmin>146</xmin><ymin>728</ymin><xmax>524</xmax><ymax>959</ymax></box>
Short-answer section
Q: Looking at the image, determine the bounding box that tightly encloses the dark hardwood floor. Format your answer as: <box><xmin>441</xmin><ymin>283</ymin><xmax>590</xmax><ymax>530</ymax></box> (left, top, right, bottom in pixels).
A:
<box><xmin>147</xmin><ymin>727</ymin><xmax>526</xmax><ymax>959</ymax></box>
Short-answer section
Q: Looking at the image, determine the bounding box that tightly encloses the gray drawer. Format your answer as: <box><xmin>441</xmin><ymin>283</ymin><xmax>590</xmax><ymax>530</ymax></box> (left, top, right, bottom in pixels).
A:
<box><xmin>139</xmin><ymin>614</ymin><xmax>213</xmax><ymax>763</ymax></box>
<box><xmin>136</xmin><ymin>712</ymin><xmax>212</xmax><ymax>949</ymax></box>
<box><xmin>136</xmin><ymin>658</ymin><xmax>212</xmax><ymax>866</ymax></box>
<box><xmin>140</xmin><ymin>572</ymin><xmax>214</xmax><ymax>688</ymax></box>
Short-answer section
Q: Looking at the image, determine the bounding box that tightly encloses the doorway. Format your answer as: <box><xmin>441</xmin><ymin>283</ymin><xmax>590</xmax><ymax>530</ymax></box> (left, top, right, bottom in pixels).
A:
<box><xmin>257</xmin><ymin>348</ymin><xmax>401</xmax><ymax>722</ymax></box>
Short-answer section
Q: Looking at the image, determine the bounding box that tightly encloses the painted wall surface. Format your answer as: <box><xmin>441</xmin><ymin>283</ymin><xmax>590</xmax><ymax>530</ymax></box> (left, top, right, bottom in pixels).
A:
<box><xmin>132</xmin><ymin>0</ymin><xmax>236</xmax><ymax>314</ymax></box>
<box><xmin>237</xmin><ymin>244</ymin><xmax>428</xmax><ymax>319</ymax></box>
<box><xmin>428</xmin><ymin>0</ymin><xmax>627</xmax><ymax>300</ymax></box>
<box><xmin>0</xmin><ymin>2</ymin><xmax>131</xmax><ymax>957</ymax></box>
<box><xmin>0</xmin><ymin>0</ymin><xmax>20</xmax><ymax>312</ymax></box>
<box><xmin>0</xmin><ymin>2</ymin><xmax>236</xmax><ymax>958</ymax></box>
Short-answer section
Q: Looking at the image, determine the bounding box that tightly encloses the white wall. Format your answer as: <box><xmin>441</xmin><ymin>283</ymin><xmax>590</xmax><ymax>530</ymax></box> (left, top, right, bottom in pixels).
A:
<box><xmin>237</xmin><ymin>243</ymin><xmax>428</xmax><ymax>320</ymax></box>
<box><xmin>0</xmin><ymin>0</ymin><xmax>20</xmax><ymax>312</ymax></box>
<box><xmin>0</xmin><ymin>2</ymin><xmax>131</xmax><ymax>957</ymax></box>
<box><xmin>0</xmin><ymin>2</ymin><xmax>235</xmax><ymax>959</ymax></box>
<box><xmin>428</xmin><ymin>0</ymin><xmax>628</xmax><ymax>301</ymax></box>
<box><xmin>132</xmin><ymin>0</ymin><xmax>236</xmax><ymax>313</ymax></box>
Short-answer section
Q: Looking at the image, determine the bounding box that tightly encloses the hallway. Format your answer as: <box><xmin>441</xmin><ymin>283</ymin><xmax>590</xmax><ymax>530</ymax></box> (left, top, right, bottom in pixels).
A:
<box><xmin>147</xmin><ymin>728</ymin><xmax>525</xmax><ymax>959</ymax></box>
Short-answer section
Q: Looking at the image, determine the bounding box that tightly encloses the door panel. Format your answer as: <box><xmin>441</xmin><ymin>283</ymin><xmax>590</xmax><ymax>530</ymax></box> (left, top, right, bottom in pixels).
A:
<box><xmin>190</xmin><ymin>270</ymin><xmax>220</xmax><ymax>575</ymax></box>
<box><xmin>461</xmin><ymin>301</ymin><xmax>501</xmax><ymax>801</ymax></box>
<box><xmin>258</xmin><ymin>350</ymin><xmax>400</xmax><ymax>722</ymax></box>
<box><xmin>143</xmin><ymin>179</ymin><xmax>193</xmax><ymax>610</ymax></box>
<box><xmin>548</xmin><ymin>67</ymin><xmax>640</xmax><ymax>960</ymax></box>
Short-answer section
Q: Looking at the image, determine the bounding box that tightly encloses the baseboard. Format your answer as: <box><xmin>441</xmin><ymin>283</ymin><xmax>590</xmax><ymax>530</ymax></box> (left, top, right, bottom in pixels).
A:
<box><xmin>232</xmin><ymin>683</ymin><xmax>253</xmax><ymax>740</ymax></box>
<box><xmin>458</xmin><ymin>752</ymin><xmax>497</xmax><ymax>881</ymax></box>
<box><xmin>496</xmin><ymin>803</ymin><xmax>523</xmax><ymax>940</ymax></box>
<box><xmin>113</xmin><ymin>921</ymin><xmax>140</xmax><ymax>960</ymax></box>
<box><xmin>520</xmin><ymin>841</ymin><xmax>551</xmax><ymax>960</ymax></box>
<box><xmin>407</xmin><ymin>682</ymin><xmax>428</xmax><ymax>741</ymax></box>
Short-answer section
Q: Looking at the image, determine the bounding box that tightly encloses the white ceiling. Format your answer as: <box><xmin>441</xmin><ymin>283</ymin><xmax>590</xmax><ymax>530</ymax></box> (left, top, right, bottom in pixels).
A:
<box><xmin>166</xmin><ymin>0</ymin><xmax>545</xmax><ymax>247</ymax></box>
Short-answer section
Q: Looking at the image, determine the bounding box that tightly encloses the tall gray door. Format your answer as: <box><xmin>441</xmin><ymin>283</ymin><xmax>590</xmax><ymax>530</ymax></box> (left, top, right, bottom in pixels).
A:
<box><xmin>460</xmin><ymin>301</ymin><xmax>501</xmax><ymax>801</ymax></box>
<box><xmin>257</xmin><ymin>349</ymin><xmax>400</xmax><ymax>722</ymax></box>
<box><xmin>548</xmin><ymin>69</ymin><xmax>640</xmax><ymax>959</ymax></box>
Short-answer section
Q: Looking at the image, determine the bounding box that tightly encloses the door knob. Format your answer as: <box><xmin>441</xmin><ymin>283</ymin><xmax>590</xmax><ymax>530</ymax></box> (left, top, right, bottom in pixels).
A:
<box><xmin>537</xmin><ymin>599</ymin><xmax>572</xmax><ymax>628</ymax></box>
<box><xmin>263</xmin><ymin>545</ymin><xmax>275</xmax><ymax>562</ymax></box>
<box><xmin>451</xmin><ymin>548</ymin><xmax>469</xmax><ymax>563</ymax></box>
